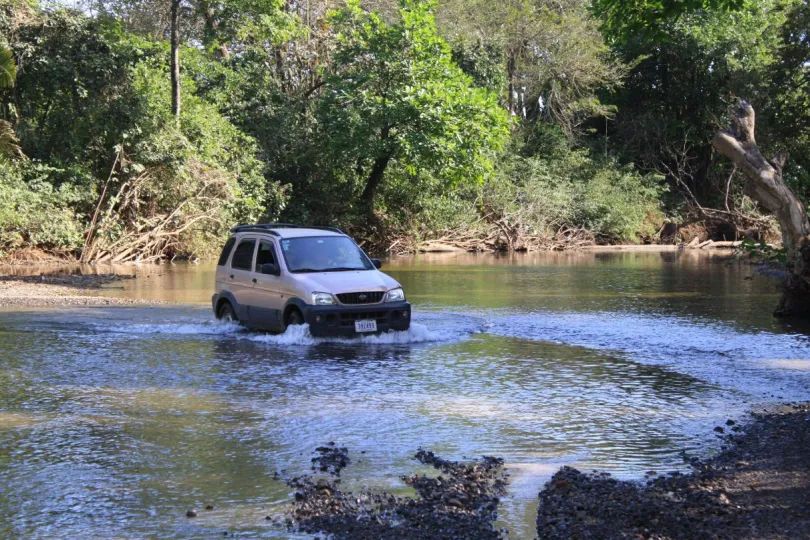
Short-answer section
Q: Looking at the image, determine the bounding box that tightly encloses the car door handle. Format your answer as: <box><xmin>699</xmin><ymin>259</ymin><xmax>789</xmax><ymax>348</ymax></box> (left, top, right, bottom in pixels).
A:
<box><xmin>252</xmin><ymin>278</ymin><xmax>257</xmax><ymax>284</ymax></box>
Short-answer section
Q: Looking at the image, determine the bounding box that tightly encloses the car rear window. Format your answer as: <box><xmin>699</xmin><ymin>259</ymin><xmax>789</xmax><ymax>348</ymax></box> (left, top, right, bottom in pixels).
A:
<box><xmin>231</xmin><ymin>239</ymin><xmax>256</xmax><ymax>271</ymax></box>
<box><xmin>217</xmin><ymin>237</ymin><xmax>236</xmax><ymax>266</ymax></box>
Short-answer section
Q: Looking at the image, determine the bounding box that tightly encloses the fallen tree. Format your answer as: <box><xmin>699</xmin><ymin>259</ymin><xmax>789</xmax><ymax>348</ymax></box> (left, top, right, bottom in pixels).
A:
<box><xmin>712</xmin><ymin>100</ymin><xmax>810</xmax><ymax>316</ymax></box>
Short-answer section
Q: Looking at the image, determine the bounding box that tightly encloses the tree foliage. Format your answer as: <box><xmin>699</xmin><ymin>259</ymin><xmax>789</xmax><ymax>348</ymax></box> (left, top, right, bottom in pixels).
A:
<box><xmin>0</xmin><ymin>44</ymin><xmax>20</xmax><ymax>160</ymax></box>
<box><xmin>3</xmin><ymin>8</ymin><xmax>282</xmax><ymax>258</ymax></box>
<box><xmin>592</xmin><ymin>0</ymin><xmax>746</xmax><ymax>43</ymax></box>
<box><xmin>604</xmin><ymin>0</ymin><xmax>801</xmax><ymax>208</ymax></box>
<box><xmin>439</xmin><ymin>0</ymin><xmax>624</xmax><ymax>134</ymax></box>
<box><xmin>2</xmin><ymin>0</ymin><xmax>809</xmax><ymax>257</ymax></box>
<box><xmin>317</xmin><ymin>0</ymin><xmax>509</xmax><ymax>210</ymax></box>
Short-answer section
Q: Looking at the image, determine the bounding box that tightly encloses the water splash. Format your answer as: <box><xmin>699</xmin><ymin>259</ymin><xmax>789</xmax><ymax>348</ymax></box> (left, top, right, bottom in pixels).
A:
<box><xmin>247</xmin><ymin>322</ymin><xmax>449</xmax><ymax>346</ymax></box>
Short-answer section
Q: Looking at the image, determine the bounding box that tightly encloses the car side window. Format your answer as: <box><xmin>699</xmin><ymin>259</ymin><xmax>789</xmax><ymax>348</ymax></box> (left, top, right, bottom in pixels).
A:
<box><xmin>217</xmin><ymin>237</ymin><xmax>236</xmax><ymax>266</ymax></box>
<box><xmin>255</xmin><ymin>240</ymin><xmax>276</xmax><ymax>272</ymax></box>
<box><xmin>231</xmin><ymin>239</ymin><xmax>256</xmax><ymax>271</ymax></box>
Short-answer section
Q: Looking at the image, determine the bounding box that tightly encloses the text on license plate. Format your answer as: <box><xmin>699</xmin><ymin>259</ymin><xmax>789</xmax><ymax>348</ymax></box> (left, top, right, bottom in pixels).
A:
<box><xmin>354</xmin><ymin>320</ymin><xmax>377</xmax><ymax>333</ymax></box>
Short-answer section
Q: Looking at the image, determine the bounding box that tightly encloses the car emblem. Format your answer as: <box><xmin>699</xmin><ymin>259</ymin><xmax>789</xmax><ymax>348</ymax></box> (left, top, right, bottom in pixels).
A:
<box><xmin>359</xmin><ymin>294</ymin><xmax>367</xmax><ymax>300</ymax></box>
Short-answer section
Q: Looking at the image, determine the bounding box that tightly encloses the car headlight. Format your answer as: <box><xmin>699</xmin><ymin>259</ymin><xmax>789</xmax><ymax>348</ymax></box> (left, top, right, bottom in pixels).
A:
<box><xmin>312</xmin><ymin>292</ymin><xmax>336</xmax><ymax>305</ymax></box>
<box><xmin>385</xmin><ymin>287</ymin><xmax>405</xmax><ymax>302</ymax></box>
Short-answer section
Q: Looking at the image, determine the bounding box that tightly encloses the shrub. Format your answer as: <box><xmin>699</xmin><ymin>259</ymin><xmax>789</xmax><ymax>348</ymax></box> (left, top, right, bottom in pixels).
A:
<box><xmin>485</xmin><ymin>148</ymin><xmax>666</xmax><ymax>243</ymax></box>
<box><xmin>0</xmin><ymin>161</ymin><xmax>86</xmax><ymax>253</ymax></box>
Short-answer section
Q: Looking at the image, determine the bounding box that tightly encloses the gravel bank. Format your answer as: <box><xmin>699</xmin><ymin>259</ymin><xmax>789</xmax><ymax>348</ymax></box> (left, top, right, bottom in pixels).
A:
<box><xmin>536</xmin><ymin>404</ymin><xmax>810</xmax><ymax>539</ymax></box>
<box><xmin>283</xmin><ymin>446</ymin><xmax>509</xmax><ymax>539</ymax></box>
<box><xmin>0</xmin><ymin>273</ymin><xmax>159</xmax><ymax>307</ymax></box>
<box><xmin>278</xmin><ymin>406</ymin><xmax>810</xmax><ymax>539</ymax></box>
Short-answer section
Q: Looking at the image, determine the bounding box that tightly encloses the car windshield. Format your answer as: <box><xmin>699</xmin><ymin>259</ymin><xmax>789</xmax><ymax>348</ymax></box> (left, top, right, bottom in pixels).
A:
<box><xmin>280</xmin><ymin>236</ymin><xmax>374</xmax><ymax>273</ymax></box>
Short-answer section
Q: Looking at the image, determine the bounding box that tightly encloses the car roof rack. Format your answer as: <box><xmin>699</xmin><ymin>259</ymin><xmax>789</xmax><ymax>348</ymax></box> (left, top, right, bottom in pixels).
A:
<box><xmin>229</xmin><ymin>223</ymin><xmax>345</xmax><ymax>235</ymax></box>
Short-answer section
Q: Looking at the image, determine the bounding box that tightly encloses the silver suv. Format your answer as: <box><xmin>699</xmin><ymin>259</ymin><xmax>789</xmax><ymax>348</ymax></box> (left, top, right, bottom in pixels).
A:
<box><xmin>212</xmin><ymin>224</ymin><xmax>411</xmax><ymax>336</ymax></box>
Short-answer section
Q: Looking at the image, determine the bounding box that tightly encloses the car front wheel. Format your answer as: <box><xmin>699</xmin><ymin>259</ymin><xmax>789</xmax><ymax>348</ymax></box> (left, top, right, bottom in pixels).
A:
<box><xmin>218</xmin><ymin>302</ymin><xmax>237</xmax><ymax>323</ymax></box>
<box><xmin>286</xmin><ymin>308</ymin><xmax>304</xmax><ymax>328</ymax></box>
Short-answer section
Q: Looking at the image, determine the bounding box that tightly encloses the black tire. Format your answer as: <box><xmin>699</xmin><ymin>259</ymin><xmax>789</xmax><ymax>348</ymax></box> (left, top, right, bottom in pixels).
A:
<box><xmin>218</xmin><ymin>302</ymin><xmax>237</xmax><ymax>323</ymax></box>
<box><xmin>286</xmin><ymin>308</ymin><xmax>304</xmax><ymax>328</ymax></box>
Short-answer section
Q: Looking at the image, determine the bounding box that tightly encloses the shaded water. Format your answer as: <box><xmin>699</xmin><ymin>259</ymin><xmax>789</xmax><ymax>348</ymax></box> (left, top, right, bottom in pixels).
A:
<box><xmin>2</xmin><ymin>251</ymin><xmax>810</xmax><ymax>538</ymax></box>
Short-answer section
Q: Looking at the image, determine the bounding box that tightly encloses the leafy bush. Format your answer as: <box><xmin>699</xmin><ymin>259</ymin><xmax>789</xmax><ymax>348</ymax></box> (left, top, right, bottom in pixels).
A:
<box><xmin>0</xmin><ymin>161</ymin><xmax>86</xmax><ymax>253</ymax></box>
<box><xmin>3</xmin><ymin>10</ymin><xmax>286</xmax><ymax>260</ymax></box>
<box><xmin>485</xmin><ymin>148</ymin><xmax>666</xmax><ymax>243</ymax></box>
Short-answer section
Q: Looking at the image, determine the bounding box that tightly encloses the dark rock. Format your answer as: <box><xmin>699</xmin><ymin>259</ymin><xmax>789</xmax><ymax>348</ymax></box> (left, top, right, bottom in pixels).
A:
<box><xmin>285</xmin><ymin>446</ymin><xmax>507</xmax><ymax>539</ymax></box>
<box><xmin>311</xmin><ymin>444</ymin><xmax>351</xmax><ymax>476</ymax></box>
<box><xmin>186</xmin><ymin>509</ymin><xmax>198</xmax><ymax>518</ymax></box>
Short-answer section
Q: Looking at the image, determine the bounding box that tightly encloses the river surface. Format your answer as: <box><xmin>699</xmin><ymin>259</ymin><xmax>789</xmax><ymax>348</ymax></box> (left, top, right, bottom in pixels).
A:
<box><xmin>2</xmin><ymin>251</ymin><xmax>810</xmax><ymax>539</ymax></box>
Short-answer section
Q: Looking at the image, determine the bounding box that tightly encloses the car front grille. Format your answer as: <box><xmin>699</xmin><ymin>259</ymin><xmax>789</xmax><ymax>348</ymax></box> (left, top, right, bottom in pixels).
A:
<box><xmin>337</xmin><ymin>291</ymin><xmax>384</xmax><ymax>305</ymax></box>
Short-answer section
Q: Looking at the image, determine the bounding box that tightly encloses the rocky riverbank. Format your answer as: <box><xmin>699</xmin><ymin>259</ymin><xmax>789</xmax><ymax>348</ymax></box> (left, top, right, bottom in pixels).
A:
<box><xmin>279</xmin><ymin>405</ymin><xmax>810</xmax><ymax>539</ymax></box>
<box><xmin>536</xmin><ymin>403</ymin><xmax>810</xmax><ymax>539</ymax></box>
<box><xmin>282</xmin><ymin>446</ymin><xmax>509</xmax><ymax>539</ymax></box>
<box><xmin>0</xmin><ymin>273</ymin><xmax>157</xmax><ymax>307</ymax></box>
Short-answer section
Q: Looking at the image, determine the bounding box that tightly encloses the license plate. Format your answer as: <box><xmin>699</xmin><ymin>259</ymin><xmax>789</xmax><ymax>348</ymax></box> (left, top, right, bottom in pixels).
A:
<box><xmin>354</xmin><ymin>320</ymin><xmax>377</xmax><ymax>333</ymax></box>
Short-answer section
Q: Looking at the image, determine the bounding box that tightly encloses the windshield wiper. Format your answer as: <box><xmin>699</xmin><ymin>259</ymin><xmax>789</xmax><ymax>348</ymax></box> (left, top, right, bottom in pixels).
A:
<box><xmin>291</xmin><ymin>266</ymin><xmax>368</xmax><ymax>273</ymax></box>
<box><xmin>323</xmin><ymin>267</ymin><xmax>367</xmax><ymax>272</ymax></box>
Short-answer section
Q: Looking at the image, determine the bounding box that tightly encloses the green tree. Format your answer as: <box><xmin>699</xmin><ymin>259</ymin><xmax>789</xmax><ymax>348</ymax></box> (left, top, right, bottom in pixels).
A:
<box><xmin>604</xmin><ymin>0</ymin><xmax>797</xmax><ymax>207</ymax></box>
<box><xmin>0</xmin><ymin>44</ymin><xmax>20</xmax><ymax>160</ymax></box>
<box><xmin>592</xmin><ymin>0</ymin><xmax>745</xmax><ymax>43</ymax></box>
<box><xmin>438</xmin><ymin>0</ymin><xmax>623</xmax><ymax>135</ymax></box>
<box><xmin>4</xmin><ymin>8</ymin><xmax>283</xmax><ymax>259</ymax></box>
<box><xmin>318</xmin><ymin>0</ymin><xmax>510</xmax><ymax>212</ymax></box>
<box><xmin>764</xmin><ymin>0</ymin><xmax>810</xmax><ymax>199</ymax></box>
<box><xmin>91</xmin><ymin>0</ymin><xmax>299</xmax><ymax>126</ymax></box>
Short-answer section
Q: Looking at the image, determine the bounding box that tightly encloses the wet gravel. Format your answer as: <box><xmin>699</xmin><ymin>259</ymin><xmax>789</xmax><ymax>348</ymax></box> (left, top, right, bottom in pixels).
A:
<box><xmin>284</xmin><ymin>448</ymin><xmax>509</xmax><ymax>539</ymax></box>
<box><xmin>536</xmin><ymin>404</ymin><xmax>810</xmax><ymax>539</ymax></box>
<box><xmin>0</xmin><ymin>273</ymin><xmax>134</xmax><ymax>288</ymax></box>
<box><xmin>0</xmin><ymin>273</ymin><xmax>160</xmax><ymax>307</ymax></box>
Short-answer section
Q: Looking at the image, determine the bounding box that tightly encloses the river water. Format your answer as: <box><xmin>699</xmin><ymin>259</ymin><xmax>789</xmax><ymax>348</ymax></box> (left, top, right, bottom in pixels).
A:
<box><xmin>2</xmin><ymin>251</ymin><xmax>810</xmax><ymax>538</ymax></box>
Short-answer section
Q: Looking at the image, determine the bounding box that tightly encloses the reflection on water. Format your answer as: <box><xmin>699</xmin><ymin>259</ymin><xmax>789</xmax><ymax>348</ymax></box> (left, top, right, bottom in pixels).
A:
<box><xmin>1</xmin><ymin>252</ymin><xmax>810</xmax><ymax>538</ymax></box>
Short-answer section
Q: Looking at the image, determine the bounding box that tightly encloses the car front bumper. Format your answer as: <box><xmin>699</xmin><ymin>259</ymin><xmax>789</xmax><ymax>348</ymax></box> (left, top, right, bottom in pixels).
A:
<box><xmin>302</xmin><ymin>301</ymin><xmax>411</xmax><ymax>337</ymax></box>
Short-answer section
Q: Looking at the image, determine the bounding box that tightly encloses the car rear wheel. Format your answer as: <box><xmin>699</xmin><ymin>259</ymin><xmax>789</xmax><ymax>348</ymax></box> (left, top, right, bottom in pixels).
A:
<box><xmin>218</xmin><ymin>302</ymin><xmax>237</xmax><ymax>323</ymax></box>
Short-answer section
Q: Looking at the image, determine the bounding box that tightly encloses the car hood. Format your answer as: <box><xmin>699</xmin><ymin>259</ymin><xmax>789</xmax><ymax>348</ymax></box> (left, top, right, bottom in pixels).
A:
<box><xmin>291</xmin><ymin>270</ymin><xmax>401</xmax><ymax>296</ymax></box>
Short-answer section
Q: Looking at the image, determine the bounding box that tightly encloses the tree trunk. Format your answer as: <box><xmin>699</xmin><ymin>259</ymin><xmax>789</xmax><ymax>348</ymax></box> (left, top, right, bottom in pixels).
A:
<box><xmin>361</xmin><ymin>154</ymin><xmax>391</xmax><ymax>208</ymax></box>
<box><xmin>199</xmin><ymin>1</ymin><xmax>230</xmax><ymax>60</ymax></box>
<box><xmin>506</xmin><ymin>53</ymin><xmax>516</xmax><ymax>116</ymax></box>
<box><xmin>712</xmin><ymin>100</ymin><xmax>810</xmax><ymax>316</ymax></box>
<box><xmin>360</xmin><ymin>125</ymin><xmax>392</xmax><ymax>212</ymax></box>
<box><xmin>170</xmin><ymin>0</ymin><xmax>181</xmax><ymax>126</ymax></box>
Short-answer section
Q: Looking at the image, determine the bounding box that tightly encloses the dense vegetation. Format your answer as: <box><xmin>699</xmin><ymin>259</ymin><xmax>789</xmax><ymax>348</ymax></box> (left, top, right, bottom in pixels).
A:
<box><xmin>0</xmin><ymin>0</ymin><xmax>808</xmax><ymax>260</ymax></box>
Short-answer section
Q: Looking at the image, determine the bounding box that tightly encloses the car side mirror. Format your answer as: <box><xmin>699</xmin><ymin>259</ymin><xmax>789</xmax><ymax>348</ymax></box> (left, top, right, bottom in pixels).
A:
<box><xmin>371</xmin><ymin>258</ymin><xmax>382</xmax><ymax>269</ymax></box>
<box><xmin>261</xmin><ymin>263</ymin><xmax>280</xmax><ymax>276</ymax></box>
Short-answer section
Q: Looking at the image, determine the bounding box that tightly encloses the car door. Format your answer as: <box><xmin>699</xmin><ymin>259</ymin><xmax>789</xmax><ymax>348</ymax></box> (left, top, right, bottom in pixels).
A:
<box><xmin>250</xmin><ymin>239</ymin><xmax>284</xmax><ymax>330</ymax></box>
<box><xmin>228</xmin><ymin>236</ymin><xmax>257</xmax><ymax>320</ymax></box>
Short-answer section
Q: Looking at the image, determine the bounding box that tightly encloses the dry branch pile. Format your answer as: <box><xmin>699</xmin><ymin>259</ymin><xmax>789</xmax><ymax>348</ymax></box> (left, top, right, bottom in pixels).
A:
<box><xmin>81</xmin><ymin>153</ymin><xmax>232</xmax><ymax>264</ymax></box>
<box><xmin>385</xmin><ymin>216</ymin><xmax>595</xmax><ymax>255</ymax></box>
